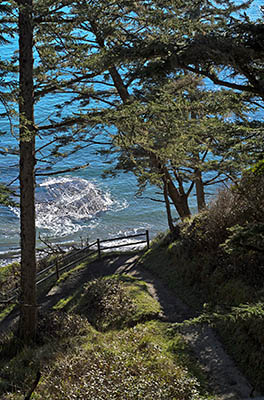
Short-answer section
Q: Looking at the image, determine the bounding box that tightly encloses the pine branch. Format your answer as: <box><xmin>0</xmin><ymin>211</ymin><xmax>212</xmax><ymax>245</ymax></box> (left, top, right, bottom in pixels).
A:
<box><xmin>35</xmin><ymin>163</ymin><xmax>89</xmax><ymax>177</ymax></box>
<box><xmin>183</xmin><ymin>64</ymin><xmax>262</xmax><ymax>96</ymax></box>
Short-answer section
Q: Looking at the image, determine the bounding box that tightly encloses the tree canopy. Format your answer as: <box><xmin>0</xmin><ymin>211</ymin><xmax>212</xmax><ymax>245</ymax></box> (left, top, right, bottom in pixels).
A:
<box><xmin>0</xmin><ymin>0</ymin><xmax>263</xmax><ymax>341</ymax></box>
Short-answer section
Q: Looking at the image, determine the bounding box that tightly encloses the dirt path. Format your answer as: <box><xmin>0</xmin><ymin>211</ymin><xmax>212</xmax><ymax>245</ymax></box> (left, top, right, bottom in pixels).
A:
<box><xmin>113</xmin><ymin>255</ymin><xmax>254</xmax><ymax>400</ymax></box>
<box><xmin>0</xmin><ymin>253</ymin><xmax>258</xmax><ymax>399</ymax></box>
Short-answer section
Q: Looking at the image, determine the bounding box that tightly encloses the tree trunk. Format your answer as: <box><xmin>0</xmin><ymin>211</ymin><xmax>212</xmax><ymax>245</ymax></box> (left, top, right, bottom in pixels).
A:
<box><xmin>91</xmin><ymin>19</ymin><xmax>191</xmax><ymax>221</ymax></box>
<box><xmin>162</xmin><ymin>166</ymin><xmax>191</xmax><ymax>220</ymax></box>
<box><xmin>195</xmin><ymin>168</ymin><xmax>206</xmax><ymax>212</ymax></box>
<box><xmin>163</xmin><ymin>180</ymin><xmax>175</xmax><ymax>232</ymax></box>
<box><xmin>18</xmin><ymin>0</ymin><xmax>37</xmax><ymax>343</ymax></box>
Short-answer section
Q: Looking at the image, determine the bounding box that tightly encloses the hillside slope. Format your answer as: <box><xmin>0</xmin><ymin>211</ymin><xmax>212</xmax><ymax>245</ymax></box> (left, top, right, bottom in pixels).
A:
<box><xmin>0</xmin><ymin>252</ymin><xmax>256</xmax><ymax>399</ymax></box>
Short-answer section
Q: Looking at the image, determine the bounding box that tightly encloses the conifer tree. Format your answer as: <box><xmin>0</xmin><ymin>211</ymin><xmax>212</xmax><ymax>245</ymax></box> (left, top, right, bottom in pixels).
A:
<box><xmin>118</xmin><ymin>0</ymin><xmax>264</xmax><ymax>100</ymax></box>
<box><xmin>30</xmin><ymin>0</ymin><xmax>261</xmax><ymax>227</ymax></box>
<box><xmin>0</xmin><ymin>0</ymin><xmax>92</xmax><ymax>341</ymax></box>
<box><xmin>12</xmin><ymin>0</ymin><xmax>37</xmax><ymax>342</ymax></box>
<box><xmin>45</xmin><ymin>1</ymin><xmax>262</xmax><ymax>225</ymax></box>
<box><xmin>102</xmin><ymin>78</ymin><xmax>262</xmax><ymax>218</ymax></box>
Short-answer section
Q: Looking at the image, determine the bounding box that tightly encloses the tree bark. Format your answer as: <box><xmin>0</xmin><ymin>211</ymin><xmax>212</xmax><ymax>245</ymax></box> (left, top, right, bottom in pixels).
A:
<box><xmin>18</xmin><ymin>0</ymin><xmax>37</xmax><ymax>343</ymax></box>
<box><xmin>157</xmin><ymin>162</ymin><xmax>190</xmax><ymax>220</ymax></box>
<box><xmin>195</xmin><ymin>168</ymin><xmax>206</xmax><ymax>212</ymax></box>
<box><xmin>163</xmin><ymin>180</ymin><xmax>175</xmax><ymax>232</ymax></box>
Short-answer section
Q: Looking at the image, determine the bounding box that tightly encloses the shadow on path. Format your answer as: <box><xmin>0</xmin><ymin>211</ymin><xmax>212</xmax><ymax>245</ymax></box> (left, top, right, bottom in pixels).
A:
<box><xmin>0</xmin><ymin>253</ymin><xmax>256</xmax><ymax>399</ymax></box>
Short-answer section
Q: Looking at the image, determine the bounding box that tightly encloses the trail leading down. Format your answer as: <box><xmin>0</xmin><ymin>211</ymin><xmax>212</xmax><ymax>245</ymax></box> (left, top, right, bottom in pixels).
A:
<box><xmin>0</xmin><ymin>254</ymin><xmax>259</xmax><ymax>399</ymax></box>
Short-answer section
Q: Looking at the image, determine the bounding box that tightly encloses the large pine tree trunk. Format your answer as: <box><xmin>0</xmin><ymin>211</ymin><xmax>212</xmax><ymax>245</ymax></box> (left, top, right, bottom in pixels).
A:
<box><xmin>18</xmin><ymin>0</ymin><xmax>37</xmax><ymax>342</ymax></box>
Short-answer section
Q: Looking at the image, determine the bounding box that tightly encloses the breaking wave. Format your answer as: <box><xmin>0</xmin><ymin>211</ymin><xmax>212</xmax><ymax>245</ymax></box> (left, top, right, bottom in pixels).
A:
<box><xmin>35</xmin><ymin>176</ymin><xmax>115</xmax><ymax>236</ymax></box>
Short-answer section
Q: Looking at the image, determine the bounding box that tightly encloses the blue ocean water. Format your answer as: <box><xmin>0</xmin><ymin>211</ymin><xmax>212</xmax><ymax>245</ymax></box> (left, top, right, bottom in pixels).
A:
<box><xmin>0</xmin><ymin>1</ymin><xmax>262</xmax><ymax>265</ymax></box>
<box><xmin>0</xmin><ymin>87</ymin><xmax>182</xmax><ymax>264</ymax></box>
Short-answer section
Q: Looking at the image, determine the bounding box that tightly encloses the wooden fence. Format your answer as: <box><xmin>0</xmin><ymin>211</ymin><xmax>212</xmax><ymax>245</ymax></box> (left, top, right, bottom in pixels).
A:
<box><xmin>0</xmin><ymin>230</ymin><xmax>150</xmax><ymax>304</ymax></box>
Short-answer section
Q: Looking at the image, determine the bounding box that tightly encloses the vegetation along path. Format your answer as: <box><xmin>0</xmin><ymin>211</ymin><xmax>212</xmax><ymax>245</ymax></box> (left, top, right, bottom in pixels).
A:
<box><xmin>40</xmin><ymin>253</ymin><xmax>253</xmax><ymax>399</ymax></box>
<box><xmin>112</xmin><ymin>254</ymin><xmax>254</xmax><ymax>400</ymax></box>
<box><xmin>0</xmin><ymin>252</ymin><xmax>259</xmax><ymax>399</ymax></box>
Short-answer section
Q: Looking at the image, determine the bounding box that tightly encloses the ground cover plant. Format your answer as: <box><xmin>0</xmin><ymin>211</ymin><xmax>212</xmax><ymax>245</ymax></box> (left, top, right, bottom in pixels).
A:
<box><xmin>0</xmin><ymin>263</ymin><xmax>20</xmax><ymax>298</ymax></box>
<box><xmin>0</xmin><ymin>272</ymin><xmax>213</xmax><ymax>400</ymax></box>
<box><xmin>141</xmin><ymin>166</ymin><xmax>264</xmax><ymax>392</ymax></box>
<box><xmin>1</xmin><ymin>167</ymin><xmax>263</xmax><ymax>397</ymax></box>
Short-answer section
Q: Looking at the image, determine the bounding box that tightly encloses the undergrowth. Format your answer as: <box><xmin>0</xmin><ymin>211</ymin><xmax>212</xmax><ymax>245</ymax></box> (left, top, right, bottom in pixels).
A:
<box><xmin>54</xmin><ymin>274</ymin><xmax>161</xmax><ymax>331</ymax></box>
<box><xmin>0</xmin><ymin>274</ymin><xmax>213</xmax><ymax>400</ymax></box>
<box><xmin>141</xmin><ymin>167</ymin><xmax>264</xmax><ymax>392</ymax></box>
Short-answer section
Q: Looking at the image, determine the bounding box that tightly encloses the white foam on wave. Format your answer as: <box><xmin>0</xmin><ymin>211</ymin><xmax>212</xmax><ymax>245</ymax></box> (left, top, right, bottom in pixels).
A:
<box><xmin>8</xmin><ymin>175</ymin><xmax>129</xmax><ymax>243</ymax></box>
<box><xmin>36</xmin><ymin>176</ymin><xmax>118</xmax><ymax>236</ymax></box>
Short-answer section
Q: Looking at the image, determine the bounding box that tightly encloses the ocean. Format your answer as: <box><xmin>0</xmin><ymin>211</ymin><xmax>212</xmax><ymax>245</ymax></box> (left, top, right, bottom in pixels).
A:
<box><xmin>0</xmin><ymin>87</ymin><xmax>185</xmax><ymax>265</ymax></box>
<box><xmin>0</xmin><ymin>1</ymin><xmax>262</xmax><ymax>266</ymax></box>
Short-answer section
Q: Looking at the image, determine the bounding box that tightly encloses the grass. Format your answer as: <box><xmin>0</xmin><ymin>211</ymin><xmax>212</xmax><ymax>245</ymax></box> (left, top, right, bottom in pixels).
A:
<box><xmin>2</xmin><ymin>171</ymin><xmax>263</xmax><ymax>396</ymax></box>
<box><xmin>141</xmin><ymin>219</ymin><xmax>264</xmax><ymax>392</ymax></box>
<box><xmin>0</xmin><ymin>263</ymin><xmax>20</xmax><ymax>297</ymax></box>
<box><xmin>53</xmin><ymin>274</ymin><xmax>162</xmax><ymax>331</ymax></box>
<box><xmin>0</xmin><ymin>266</ymin><xmax>215</xmax><ymax>400</ymax></box>
<box><xmin>35</xmin><ymin>321</ymin><xmax>205</xmax><ymax>400</ymax></box>
<box><xmin>0</xmin><ymin>303</ymin><xmax>16</xmax><ymax>324</ymax></box>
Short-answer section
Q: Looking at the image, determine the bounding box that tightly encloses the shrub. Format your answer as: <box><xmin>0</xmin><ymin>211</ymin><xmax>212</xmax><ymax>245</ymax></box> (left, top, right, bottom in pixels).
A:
<box><xmin>215</xmin><ymin>302</ymin><xmax>264</xmax><ymax>391</ymax></box>
<box><xmin>37</xmin><ymin>311</ymin><xmax>88</xmax><ymax>342</ymax></box>
<box><xmin>73</xmin><ymin>277</ymin><xmax>137</xmax><ymax>331</ymax></box>
<box><xmin>234</xmin><ymin>161</ymin><xmax>264</xmax><ymax>223</ymax></box>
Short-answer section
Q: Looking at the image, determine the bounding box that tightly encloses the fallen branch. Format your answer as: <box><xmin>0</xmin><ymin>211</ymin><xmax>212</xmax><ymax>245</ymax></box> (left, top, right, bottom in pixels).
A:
<box><xmin>24</xmin><ymin>370</ymin><xmax>41</xmax><ymax>400</ymax></box>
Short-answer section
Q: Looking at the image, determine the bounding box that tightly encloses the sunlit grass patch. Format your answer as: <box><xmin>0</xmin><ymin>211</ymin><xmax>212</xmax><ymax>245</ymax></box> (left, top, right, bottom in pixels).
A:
<box><xmin>0</xmin><ymin>263</ymin><xmax>20</xmax><ymax>297</ymax></box>
<box><xmin>53</xmin><ymin>295</ymin><xmax>74</xmax><ymax>311</ymax></box>
<box><xmin>0</xmin><ymin>272</ymin><xmax>213</xmax><ymax>400</ymax></box>
<box><xmin>117</xmin><ymin>274</ymin><xmax>161</xmax><ymax>320</ymax></box>
<box><xmin>34</xmin><ymin>321</ymin><xmax>205</xmax><ymax>400</ymax></box>
<box><xmin>0</xmin><ymin>303</ymin><xmax>16</xmax><ymax>324</ymax></box>
<box><xmin>59</xmin><ymin>274</ymin><xmax>162</xmax><ymax>331</ymax></box>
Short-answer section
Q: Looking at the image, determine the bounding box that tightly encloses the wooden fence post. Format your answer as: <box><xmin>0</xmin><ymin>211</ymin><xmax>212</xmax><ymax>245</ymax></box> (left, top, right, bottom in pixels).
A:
<box><xmin>97</xmin><ymin>238</ymin><xmax>101</xmax><ymax>259</ymax></box>
<box><xmin>146</xmin><ymin>230</ymin><xmax>150</xmax><ymax>249</ymax></box>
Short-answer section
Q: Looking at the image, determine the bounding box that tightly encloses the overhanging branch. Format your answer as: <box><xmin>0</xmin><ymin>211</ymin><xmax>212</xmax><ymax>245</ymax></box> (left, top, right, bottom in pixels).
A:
<box><xmin>35</xmin><ymin>163</ymin><xmax>89</xmax><ymax>176</ymax></box>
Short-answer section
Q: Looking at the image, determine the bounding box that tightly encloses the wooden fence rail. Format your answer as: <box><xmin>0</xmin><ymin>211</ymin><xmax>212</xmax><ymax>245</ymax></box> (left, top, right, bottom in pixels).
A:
<box><xmin>0</xmin><ymin>230</ymin><xmax>150</xmax><ymax>304</ymax></box>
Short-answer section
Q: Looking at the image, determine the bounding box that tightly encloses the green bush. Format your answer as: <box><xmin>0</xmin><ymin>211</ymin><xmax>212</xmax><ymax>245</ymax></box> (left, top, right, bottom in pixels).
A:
<box><xmin>72</xmin><ymin>277</ymin><xmax>137</xmax><ymax>331</ymax></box>
<box><xmin>215</xmin><ymin>302</ymin><xmax>264</xmax><ymax>391</ymax></box>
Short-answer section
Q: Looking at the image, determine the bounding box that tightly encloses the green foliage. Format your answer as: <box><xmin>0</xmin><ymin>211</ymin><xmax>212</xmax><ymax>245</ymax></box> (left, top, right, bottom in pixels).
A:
<box><xmin>234</xmin><ymin>162</ymin><xmax>264</xmax><ymax>222</ymax></box>
<box><xmin>213</xmin><ymin>303</ymin><xmax>264</xmax><ymax>391</ymax></box>
<box><xmin>0</xmin><ymin>275</ymin><xmax>209</xmax><ymax>400</ymax></box>
<box><xmin>35</xmin><ymin>322</ymin><xmax>202</xmax><ymax>400</ymax></box>
<box><xmin>103</xmin><ymin>79</ymin><xmax>261</xmax><ymax>218</ymax></box>
<box><xmin>0</xmin><ymin>262</ymin><xmax>20</xmax><ymax>297</ymax></box>
<box><xmin>140</xmin><ymin>167</ymin><xmax>264</xmax><ymax>391</ymax></box>
<box><xmin>62</xmin><ymin>274</ymin><xmax>161</xmax><ymax>331</ymax></box>
<box><xmin>0</xmin><ymin>3</ymin><xmax>14</xmax><ymax>44</ymax></box>
<box><xmin>0</xmin><ymin>185</ymin><xmax>18</xmax><ymax>207</ymax></box>
<box><xmin>71</xmin><ymin>276</ymin><xmax>137</xmax><ymax>331</ymax></box>
<box><xmin>32</xmin><ymin>0</ymin><xmax>263</xmax><ymax>225</ymax></box>
<box><xmin>130</xmin><ymin>0</ymin><xmax>264</xmax><ymax>100</ymax></box>
<box><xmin>121</xmin><ymin>275</ymin><xmax>162</xmax><ymax>322</ymax></box>
<box><xmin>37</xmin><ymin>311</ymin><xmax>88</xmax><ymax>342</ymax></box>
<box><xmin>222</xmin><ymin>223</ymin><xmax>264</xmax><ymax>255</ymax></box>
<box><xmin>249</xmin><ymin>159</ymin><xmax>264</xmax><ymax>175</ymax></box>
